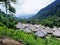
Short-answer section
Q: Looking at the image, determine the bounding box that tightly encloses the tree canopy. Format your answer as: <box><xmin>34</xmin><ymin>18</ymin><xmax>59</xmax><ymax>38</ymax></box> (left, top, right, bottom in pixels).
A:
<box><xmin>0</xmin><ymin>0</ymin><xmax>16</xmax><ymax>13</ymax></box>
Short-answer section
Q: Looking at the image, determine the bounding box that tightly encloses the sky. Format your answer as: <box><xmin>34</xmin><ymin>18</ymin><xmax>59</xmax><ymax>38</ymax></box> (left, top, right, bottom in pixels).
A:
<box><xmin>0</xmin><ymin>0</ymin><xmax>55</xmax><ymax>17</ymax></box>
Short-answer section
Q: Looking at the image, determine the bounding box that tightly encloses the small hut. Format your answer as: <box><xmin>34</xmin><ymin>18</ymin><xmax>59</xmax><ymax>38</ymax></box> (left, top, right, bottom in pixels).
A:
<box><xmin>45</xmin><ymin>27</ymin><xmax>53</xmax><ymax>34</ymax></box>
<box><xmin>35</xmin><ymin>30</ymin><xmax>47</xmax><ymax>37</ymax></box>
<box><xmin>53</xmin><ymin>30</ymin><xmax>60</xmax><ymax>37</ymax></box>
<box><xmin>52</xmin><ymin>27</ymin><xmax>58</xmax><ymax>31</ymax></box>
<box><xmin>29</xmin><ymin>25</ymin><xmax>37</xmax><ymax>32</ymax></box>
<box><xmin>24</xmin><ymin>28</ymin><xmax>32</xmax><ymax>33</ymax></box>
<box><xmin>16</xmin><ymin>22</ymin><xmax>25</xmax><ymax>30</ymax></box>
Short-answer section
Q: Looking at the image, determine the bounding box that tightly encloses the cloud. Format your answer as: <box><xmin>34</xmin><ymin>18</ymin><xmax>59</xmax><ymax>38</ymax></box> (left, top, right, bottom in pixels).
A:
<box><xmin>14</xmin><ymin>0</ymin><xmax>55</xmax><ymax>16</ymax></box>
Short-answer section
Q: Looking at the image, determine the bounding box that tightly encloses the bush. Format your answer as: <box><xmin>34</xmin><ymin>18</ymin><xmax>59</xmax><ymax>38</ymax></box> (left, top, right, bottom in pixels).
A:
<box><xmin>0</xmin><ymin>26</ymin><xmax>60</xmax><ymax>45</ymax></box>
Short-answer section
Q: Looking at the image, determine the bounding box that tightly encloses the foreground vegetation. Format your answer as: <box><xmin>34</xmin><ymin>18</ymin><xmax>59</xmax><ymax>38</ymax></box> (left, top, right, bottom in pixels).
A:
<box><xmin>0</xmin><ymin>26</ymin><xmax>60</xmax><ymax>45</ymax></box>
<box><xmin>0</xmin><ymin>10</ymin><xmax>17</xmax><ymax>29</ymax></box>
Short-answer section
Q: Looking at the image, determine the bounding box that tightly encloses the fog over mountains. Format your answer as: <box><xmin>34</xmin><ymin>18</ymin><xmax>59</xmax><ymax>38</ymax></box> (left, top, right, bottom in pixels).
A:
<box><xmin>14</xmin><ymin>0</ymin><xmax>55</xmax><ymax>19</ymax></box>
<box><xmin>0</xmin><ymin>0</ymin><xmax>55</xmax><ymax>19</ymax></box>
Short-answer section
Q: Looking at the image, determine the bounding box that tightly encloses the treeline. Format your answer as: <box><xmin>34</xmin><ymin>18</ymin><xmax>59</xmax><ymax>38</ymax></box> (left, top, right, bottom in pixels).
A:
<box><xmin>40</xmin><ymin>15</ymin><xmax>60</xmax><ymax>28</ymax></box>
<box><xmin>18</xmin><ymin>15</ymin><xmax>60</xmax><ymax>28</ymax></box>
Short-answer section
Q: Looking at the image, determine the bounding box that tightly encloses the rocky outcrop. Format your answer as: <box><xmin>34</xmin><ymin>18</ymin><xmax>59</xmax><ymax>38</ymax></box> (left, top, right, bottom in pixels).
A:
<box><xmin>0</xmin><ymin>37</ymin><xmax>23</xmax><ymax>45</ymax></box>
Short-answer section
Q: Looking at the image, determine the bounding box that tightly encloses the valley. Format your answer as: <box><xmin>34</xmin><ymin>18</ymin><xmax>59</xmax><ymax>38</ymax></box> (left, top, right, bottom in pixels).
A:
<box><xmin>0</xmin><ymin>0</ymin><xmax>60</xmax><ymax>45</ymax></box>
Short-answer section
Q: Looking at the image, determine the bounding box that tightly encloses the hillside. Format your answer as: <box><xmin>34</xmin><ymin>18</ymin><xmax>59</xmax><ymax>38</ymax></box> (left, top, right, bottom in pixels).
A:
<box><xmin>31</xmin><ymin>0</ymin><xmax>60</xmax><ymax>19</ymax></box>
<box><xmin>29</xmin><ymin>0</ymin><xmax>60</xmax><ymax>27</ymax></box>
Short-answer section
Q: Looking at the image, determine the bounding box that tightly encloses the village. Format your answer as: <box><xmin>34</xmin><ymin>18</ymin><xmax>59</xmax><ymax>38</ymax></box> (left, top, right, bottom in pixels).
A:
<box><xmin>16</xmin><ymin>22</ymin><xmax>60</xmax><ymax>37</ymax></box>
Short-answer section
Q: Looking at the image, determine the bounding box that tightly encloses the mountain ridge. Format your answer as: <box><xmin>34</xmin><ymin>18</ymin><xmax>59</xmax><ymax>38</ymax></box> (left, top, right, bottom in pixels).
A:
<box><xmin>31</xmin><ymin>0</ymin><xmax>60</xmax><ymax>20</ymax></box>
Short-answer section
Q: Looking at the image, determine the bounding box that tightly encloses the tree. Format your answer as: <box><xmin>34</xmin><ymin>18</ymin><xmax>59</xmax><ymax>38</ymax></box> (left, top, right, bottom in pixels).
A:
<box><xmin>0</xmin><ymin>0</ymin><xmax>16</xmax><ymax>27</ymax></box>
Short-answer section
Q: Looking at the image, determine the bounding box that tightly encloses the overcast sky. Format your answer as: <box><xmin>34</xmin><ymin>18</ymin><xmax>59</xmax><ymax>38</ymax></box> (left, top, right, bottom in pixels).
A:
<box><xmin>0</xmin><ymin>0</ymin><xmax>55</xmax><ymax>17</ymax></box>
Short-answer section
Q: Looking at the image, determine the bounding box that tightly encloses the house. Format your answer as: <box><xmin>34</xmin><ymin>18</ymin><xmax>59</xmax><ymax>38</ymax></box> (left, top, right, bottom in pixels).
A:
<box><xmin>24</xmin><ymin>28</ymin><xmax>32</xmax><ymax>33</ymax></box>
<box><xmin>53</xmin><ymin>30</ymin><xmax>60</xmax><ymax>37</ymax></box>
<box><xmin>52</xmin><ymin>27</ymin><xmax>58</xmax><ymax>31</ymax></box>
<box><xmin>35</xmin><ymin>30</ymin><xmax>47</xmax><ymax>37</ymax></box>
<box><xmin>45</xmin><ymin>27</ymin><xmax>53</xmax><ymax>34</ymax></box>
<box><xmin>16</xmin><ymin>22</ymin><xmax>25</xmax><ymax>30</ymax></box>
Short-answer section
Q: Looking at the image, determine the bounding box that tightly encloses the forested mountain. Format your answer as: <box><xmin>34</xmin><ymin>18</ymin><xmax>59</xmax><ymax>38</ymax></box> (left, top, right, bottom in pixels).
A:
<box><xmin>28</xmin><ymin>0</ymin><xmax>60</xmax><ymax>27</ymax></box>
<box><xmin>32</xmin><ymin>0</ymin><xmax>60</xmax><ymax>19</ymax></box>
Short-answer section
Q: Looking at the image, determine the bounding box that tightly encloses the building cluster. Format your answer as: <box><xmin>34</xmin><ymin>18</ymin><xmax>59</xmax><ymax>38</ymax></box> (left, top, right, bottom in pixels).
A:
<box><xmin>16</xmin><ymin>22</ymin><xmax>60</xmax><ymax>37</ymax></box>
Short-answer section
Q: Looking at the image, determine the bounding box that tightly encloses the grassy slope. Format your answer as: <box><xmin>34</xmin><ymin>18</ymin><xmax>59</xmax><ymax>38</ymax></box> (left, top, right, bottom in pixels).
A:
<box><xmin>0</xmin><ymin>26</ymin><xmax>60</xmax><ymax>45</ymax></box>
